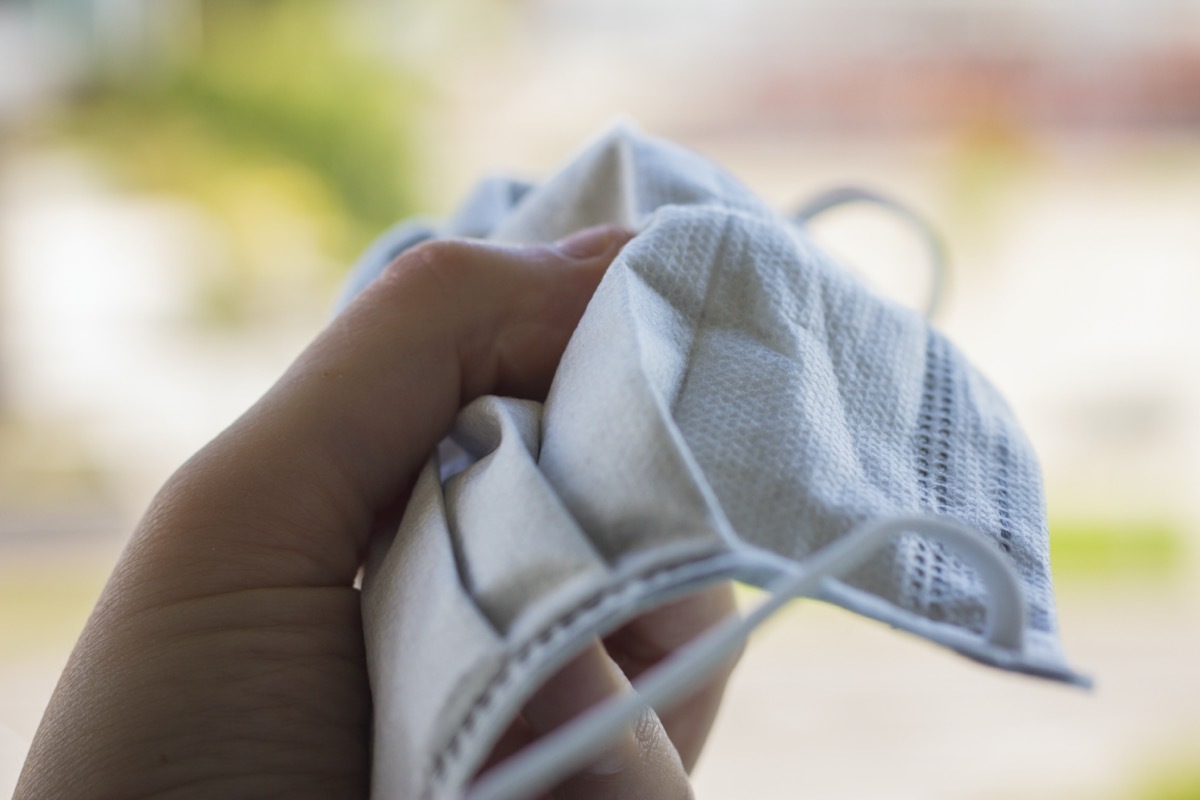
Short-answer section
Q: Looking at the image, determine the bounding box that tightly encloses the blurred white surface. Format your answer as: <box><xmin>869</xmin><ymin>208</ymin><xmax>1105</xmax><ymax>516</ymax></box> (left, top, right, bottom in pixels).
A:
<box><xmin>694</xmin><ymin>587</ymin><xmax>1200</xmax><ymax>799</ymax></box>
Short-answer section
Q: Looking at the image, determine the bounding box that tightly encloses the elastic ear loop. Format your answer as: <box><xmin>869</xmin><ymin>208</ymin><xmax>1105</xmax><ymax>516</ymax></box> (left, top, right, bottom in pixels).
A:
<box><xmin>463</xmin><ymin>516</ymin><xmax>1026</xmax><ymax>800</ymax></box>
<box><xmin>792</xmin><ymin>187</ymin><xmax>948</xmax><ymax>320</ymax></box>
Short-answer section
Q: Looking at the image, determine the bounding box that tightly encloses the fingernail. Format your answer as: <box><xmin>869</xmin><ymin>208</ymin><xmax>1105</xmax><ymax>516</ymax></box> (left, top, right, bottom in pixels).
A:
<box><xmin>555</xmin><ymin>225</ymin><xmax>620</xmax><ymax>260</ymax></box>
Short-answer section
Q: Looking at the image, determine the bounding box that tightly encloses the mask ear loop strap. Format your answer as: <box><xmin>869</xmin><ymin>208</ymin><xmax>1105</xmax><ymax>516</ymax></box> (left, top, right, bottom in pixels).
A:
<box><xmin>792</xmin><ymin>187</ymin><xmax>948</xmax><ymax>320</ymax></box>
<box><xmin>462</xmin><ymin>516</ymin><xmax>1025</xmax><ymax>800</ymax></box>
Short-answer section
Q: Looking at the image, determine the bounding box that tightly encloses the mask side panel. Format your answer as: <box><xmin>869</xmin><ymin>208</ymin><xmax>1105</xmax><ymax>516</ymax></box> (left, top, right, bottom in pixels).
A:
<box><xmin>900</xmin><ymin>331</ymin><xmax>1061</xmax><ymax>641</ymax></box>
<box><xmin>539</xmin><ymin>183</ymin><xmax>1070</xmax><ymax>675</ymax></box>
<box><xmin>664</xmin><ymin>211</ymin><xmax>928</xmax><ymax>556</ymax></box>
<box><xmin>362</xmin><ymin>460</ymin><xmax>506</xmax><ymax>800</ymax></box>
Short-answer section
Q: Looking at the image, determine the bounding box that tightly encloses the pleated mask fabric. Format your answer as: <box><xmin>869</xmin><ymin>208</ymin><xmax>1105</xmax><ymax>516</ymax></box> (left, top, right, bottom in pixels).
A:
<box><xmin>342</xmin><ymin>123</ymin><xmax>1089</xmax><ymax>800</ymax></box>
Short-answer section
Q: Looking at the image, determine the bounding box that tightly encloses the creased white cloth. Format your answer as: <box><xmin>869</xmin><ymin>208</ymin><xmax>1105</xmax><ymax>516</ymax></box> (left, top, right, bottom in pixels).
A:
<box><xmin>345</xmin><ymin>123</ymin><xmax>1088</xmax><ymax>800</ymax></box>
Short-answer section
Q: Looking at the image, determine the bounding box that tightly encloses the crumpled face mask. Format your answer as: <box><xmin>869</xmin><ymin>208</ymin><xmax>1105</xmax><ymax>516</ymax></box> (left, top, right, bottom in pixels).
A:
<box><xmin>340</xmin><ymin>124</ymin><xmax>1089</xmax><ymax>800</ymax></box>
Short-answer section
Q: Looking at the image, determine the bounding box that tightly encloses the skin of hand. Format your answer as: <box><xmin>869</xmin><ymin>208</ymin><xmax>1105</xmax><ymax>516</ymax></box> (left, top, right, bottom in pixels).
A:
<box><xmin>15</xmin><ymin>225</ymin><xmax>739</xmax><ymax>800</ymax></box>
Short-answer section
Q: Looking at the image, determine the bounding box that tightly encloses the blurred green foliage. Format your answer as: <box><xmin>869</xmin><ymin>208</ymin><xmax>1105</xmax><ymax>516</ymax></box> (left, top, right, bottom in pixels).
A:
<box><xmin>942</xmin><ymin>117</ymin><xmax>1042</xmax><ymax>254</ymax></box>
<box><xmin>58</xmin><ymin>0</ymin><xmax>427</xmax><ymax>324</ymax></box>
<box><xmin>1138</xmin><ymin>772</ymin><xmax>1200</xmax><ymax>800</ymax></box>
<box><xmin>1129</xmin><ymin>746</ymin><xmax>1200</xmax><ymax>800</ymax></box>
<box><xmin>0</xmin><ymin>567</ymin><xmax>107</xmax><ymax>654</ymax></box>
<box><xmin>1050</xmin><ymin>518</ymin><xmax>1187</xmax><ymax>581</ymax></box>
<box><xmin>0</xmin><ymin>415</ymin><xmax>109</xmax><ymax>508</ymax></box>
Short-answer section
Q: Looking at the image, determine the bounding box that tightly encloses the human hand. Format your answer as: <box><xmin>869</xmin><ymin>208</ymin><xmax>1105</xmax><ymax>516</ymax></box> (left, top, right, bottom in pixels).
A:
<box><xmin>15</xmin><ymin>225</ymin><xmax>738</xmax><ymax>799</ymax></box>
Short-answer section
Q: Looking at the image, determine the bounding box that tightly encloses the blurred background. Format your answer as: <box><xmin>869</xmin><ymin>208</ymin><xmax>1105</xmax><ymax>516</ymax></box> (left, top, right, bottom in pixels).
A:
<box><xmin>1</xmin><ymin>0</ymin><xmax>1199</xmax><ymax>797</ymax></box>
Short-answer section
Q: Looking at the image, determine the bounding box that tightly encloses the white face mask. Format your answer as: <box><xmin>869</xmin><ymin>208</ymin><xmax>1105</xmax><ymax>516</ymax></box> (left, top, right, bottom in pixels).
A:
<box><xmin>344</xmin><ymin>124</ymin><xmax>1089</xmax><ymax>800</ymax></box>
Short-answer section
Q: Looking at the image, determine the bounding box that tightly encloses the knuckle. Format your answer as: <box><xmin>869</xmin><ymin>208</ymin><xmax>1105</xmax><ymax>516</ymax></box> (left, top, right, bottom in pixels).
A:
<box><xmin>408</xmin><ymin>237</ymin><xmax>471</xmax><ymax>269</ymax></box>
<box><xmin>379</xmin><ymin>238</ymin><xmax>477</xmax><ymax>294</ymax></box>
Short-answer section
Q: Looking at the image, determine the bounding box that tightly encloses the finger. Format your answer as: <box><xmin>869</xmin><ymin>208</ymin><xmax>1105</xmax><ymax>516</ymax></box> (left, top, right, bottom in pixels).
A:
<box><xmin>520</xmin><ymin>640</ymin><xmax>692</xmax><ymax>800</ymax></box>
<box><xmin>134</xmin><ymin>225</ymin><xmax>634</xmax><ymax>598</ymax></box>
<box><xmin>476</xmin><ymin>716</ymin><xmax>552</xmax><ymax>800</ymax></box>
<box><xmin>602</xmin><ymin>583</ymin><xmax>740</xmax><ymax>771</ymax></box>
